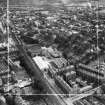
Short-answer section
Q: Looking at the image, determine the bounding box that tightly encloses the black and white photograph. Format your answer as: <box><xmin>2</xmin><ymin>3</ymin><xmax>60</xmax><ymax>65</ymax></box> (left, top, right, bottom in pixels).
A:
<box><xmin>0</xmin><ymin>0</ymin><xmax>105</xmax><ymax>105</ymax></box>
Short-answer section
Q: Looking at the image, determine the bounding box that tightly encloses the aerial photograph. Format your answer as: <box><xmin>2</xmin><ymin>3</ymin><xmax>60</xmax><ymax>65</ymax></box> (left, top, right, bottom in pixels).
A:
<box><xmin>0</xmin><ymin>0</ymin><xmax>105</xmax><ymax>105</ymax></box>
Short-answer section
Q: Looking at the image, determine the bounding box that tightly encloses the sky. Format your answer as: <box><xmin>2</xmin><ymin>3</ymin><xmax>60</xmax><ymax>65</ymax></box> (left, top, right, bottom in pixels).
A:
<box><xmin>9</xmin><ymin>0</ymin><xmax>90</xmax><ymax>5</ymax></box>
<box><xmin>9</xmin><ymin>0</ymin><xmax>105</xmax><ymax>6</ymax></box>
